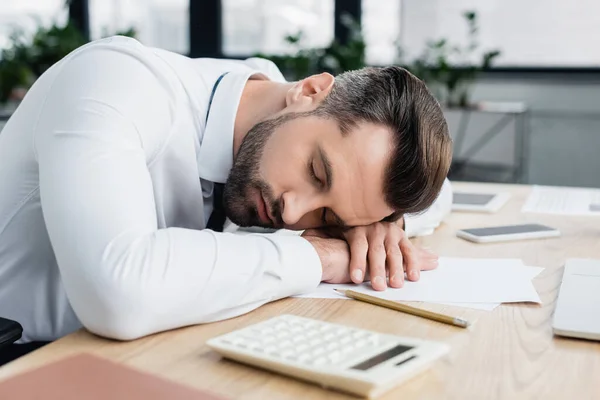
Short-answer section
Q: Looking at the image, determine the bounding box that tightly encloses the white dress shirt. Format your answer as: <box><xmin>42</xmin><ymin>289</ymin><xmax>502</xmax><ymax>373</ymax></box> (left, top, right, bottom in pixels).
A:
<box><xmin>0</xmin><ymin>36</ymin><xmax>452</xmax><ymax>343</ymax></box>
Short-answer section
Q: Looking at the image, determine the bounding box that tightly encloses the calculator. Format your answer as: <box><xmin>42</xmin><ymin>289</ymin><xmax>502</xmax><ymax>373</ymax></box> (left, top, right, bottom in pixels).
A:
<box><xmin>207</xmin><ymin>315</ymin><xmax>449</xmax><ymax>398</ymax></box>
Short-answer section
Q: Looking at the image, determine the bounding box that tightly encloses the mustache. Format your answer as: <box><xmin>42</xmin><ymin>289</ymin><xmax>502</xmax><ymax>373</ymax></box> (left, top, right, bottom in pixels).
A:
<box><xmin>258</xmin><ymin>183</ymin><xmax>284</xmax><ymax>227</ymax></box>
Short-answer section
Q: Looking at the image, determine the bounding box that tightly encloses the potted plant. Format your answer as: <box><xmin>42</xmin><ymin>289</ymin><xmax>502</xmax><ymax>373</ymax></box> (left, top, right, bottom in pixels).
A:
<box><xmin>0</xmin><ymin>18</ymin><xmax>135</xmax><ymax>104</ymax></box>
<box><xmin>406</xmin><ymin>11</ymin><xmax>500</xmax><ymax>108</ymax></box>
<box><xmin>256</xmin><ymin>13</ymin><xmax>366</xmax><ymax>81</ymax></box>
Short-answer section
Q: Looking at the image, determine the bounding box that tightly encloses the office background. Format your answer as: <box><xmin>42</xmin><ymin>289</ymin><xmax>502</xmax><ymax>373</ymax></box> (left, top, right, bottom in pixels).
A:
<box><xmin>1</xmin><ymin>0</ymin><xmax>599</xmax><ymax>188</ymax></box>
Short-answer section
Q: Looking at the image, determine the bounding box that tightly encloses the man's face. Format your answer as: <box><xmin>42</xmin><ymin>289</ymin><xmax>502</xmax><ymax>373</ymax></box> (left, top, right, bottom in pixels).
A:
<box><xmin>223</xmin><ymin>113</ymin><xmax>395</xmax><ymax>231</ymax></box>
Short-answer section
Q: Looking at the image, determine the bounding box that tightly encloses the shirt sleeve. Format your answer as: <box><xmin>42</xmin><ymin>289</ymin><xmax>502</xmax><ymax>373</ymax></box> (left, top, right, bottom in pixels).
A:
<box><xmin>403</xmin><ymin>178</ymin><xmax>453</xmax><ymax>237</ymax></box>
<box><xmin>34</xmin><ymin>39</ymin><xmax>322</xmax><ymax>341</ymax></box>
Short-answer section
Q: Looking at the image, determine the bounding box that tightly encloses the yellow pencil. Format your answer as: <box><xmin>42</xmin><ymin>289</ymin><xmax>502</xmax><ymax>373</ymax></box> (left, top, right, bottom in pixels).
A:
<box><xmin>334</xmin><ymin>289</ymin><xmax>470</xmax><ymax>328</ymax></box>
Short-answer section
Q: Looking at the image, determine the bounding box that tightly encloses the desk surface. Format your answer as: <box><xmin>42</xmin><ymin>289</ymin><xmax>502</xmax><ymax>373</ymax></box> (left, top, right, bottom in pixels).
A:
<box><xmin>1</xmin><ymin>182</ymin><xmax>599</xmax><ymax>399</ymax></box>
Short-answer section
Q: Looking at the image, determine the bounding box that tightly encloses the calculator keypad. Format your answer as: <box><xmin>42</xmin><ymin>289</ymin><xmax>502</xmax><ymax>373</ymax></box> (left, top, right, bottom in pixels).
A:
<box><xmin>217</xmin><ymin>315</ymin><xmax>392</xmax><ymax>367</ymax></box>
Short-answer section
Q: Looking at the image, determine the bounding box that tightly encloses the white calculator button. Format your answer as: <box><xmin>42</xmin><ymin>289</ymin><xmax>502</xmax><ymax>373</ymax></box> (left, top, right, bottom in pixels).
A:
<box><xmin>352</xmin><ymin>331</ymin><xmax>368</xmax><ymax>339</ymax></box>
<box><xmin>276</xmin><ymin>331</ymin><xmax>288</xmax><ymax>339</ymax></box>
<box><xmin>327</xmin><ymin>351</ymin><xmax>342</xmax><ymax>363</ymax></box>
<box><xmin>340</xmin><ymin>335</ymin><xmax>352</xmax><ymax>344</ymax></box>
<box><xmin>292</xmin><ymin>336</ymin><xmax>304</xmax><ymax>343</ymax></box>
<box><xmin>313</xmin><ymin>357</ymin><xmax>327</xmax><ymax>365</ymax></box>
<box><xmin>262</xmin><ymin>335</ymin><xmax>276</xmax><ymax>343</ymax></box>
<box><xmin>319</xmin><ymin>325</ymin><xmax>331</xmax><ymax>332</ymax></box>
<box><xmin>311</xmin><ymin>346</ymin><xmax>327</xmax><ymax>356</ymax></box>
<box><xmin>326</xmin><ymin>342</ymin><xmax>338</xmax><ymax>351</ymax></box>
<box><xmin>264</xmin><ymin>346</ymin><xmax>278</xmax><ymax>354</ymax></box>
<box><xmin>324</xmin><ymin>333</ymin><xmax>335</xmax><ymax>341</ymax></box>
<box><xmin>248</xmin><ymin>341</ymin><xmax>263</xmax><ymax>350</ymax></box>
<box><xmin>306</xmin><ymin>330</ymin><xmax>319</xmax><ymax>337</ymax></box>
<box><xmin>275</xmin><ymin>323</ymin><xmax>288</xmax><ymax>330</ymax></box>
<box><xmin>341</xmin><ymin>345</ymin><xmax>355</xmax><ymax>354</ymax></box>
<box><xmin>281</xmin><ymin>349</ymin><xmax>295</xmax><ymax>358</ymax></box>
<box><xmin>296</xmin><ymin>343</ymin><xmax>310</xmax><ymax>352</ymax></box>
<box><xmin>259</xmin><ymin>327</ymin><xmax>274</xmax><ymax>335</ymax></box>
<box><xmin>355</xmin><ymin>339</ymin><xmax>367</xmax><ymax>348</ymax></box>
<box><xmin>279</xmin><ymin>340</ymin><xmax>293</xmax><ymax>348</ymax></box>
<box><xmin>367</xmin><ymin>334</ymin><xmax>379</xmax><ymax>344</ymax></box>
<box><xmin>297</xmin><ymin>354</ymin><xmax>311</xmax><ymax>363</ymax></box>
<box><xmin>309</xmin><ymin>338</ymin><xmax>321</xmax><ymax>346</ymax></box>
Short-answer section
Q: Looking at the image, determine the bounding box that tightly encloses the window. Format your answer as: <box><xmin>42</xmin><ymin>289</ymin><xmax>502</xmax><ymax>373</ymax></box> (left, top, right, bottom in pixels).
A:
<box><xmin>363</xmin><ymin>0</ymin><xmax>600</xmax><ymax>68</ymax></box>
<box><xmin>89</xmin><ymin>0</ymin><xmax>189</xmax><ymax>54</ymax></box>
<box><xmin>222</xmin><ymin>0</ymin><xmax>334</xmax><ymax>56</ymax></box>
<box><xmin>362</xmin><ymin>0</ymin><xmax>401</xmax><ymax>66</ymax></box>
<box><xmin>0</xmin><ymin>0</ymin><xmax>67</xmax><ymax>50</ymax></box>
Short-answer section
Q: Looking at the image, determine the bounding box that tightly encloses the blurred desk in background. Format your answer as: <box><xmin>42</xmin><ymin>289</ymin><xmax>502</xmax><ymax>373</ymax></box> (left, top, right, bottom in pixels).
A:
<box><xmin>448</xmin><ymin>101</ymin><xmax>530</xmax><ymax>184</ymax></box>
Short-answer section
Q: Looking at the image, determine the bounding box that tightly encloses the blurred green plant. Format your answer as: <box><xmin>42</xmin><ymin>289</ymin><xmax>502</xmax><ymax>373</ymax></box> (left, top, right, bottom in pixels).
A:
<box><xmin>406</xmin><ymin>11</ymin><xmax>500</xmax><ymax>108</ymax></box>
<box><xmin>256</xmin><ymin>14</ymin><xmax>365</xmax><ymax>81</ymax></box>
<box><xmin>0</xmin><ymin>17</ymin><xmax>136</xmax><ymax>104</ymax></box>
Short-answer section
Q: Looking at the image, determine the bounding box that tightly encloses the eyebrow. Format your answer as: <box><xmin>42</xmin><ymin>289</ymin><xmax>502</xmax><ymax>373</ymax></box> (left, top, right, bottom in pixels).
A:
<box><xmin>318</xmin><ymin>146</ymin><xmax>333</xmax><ymax>190</ymax></box>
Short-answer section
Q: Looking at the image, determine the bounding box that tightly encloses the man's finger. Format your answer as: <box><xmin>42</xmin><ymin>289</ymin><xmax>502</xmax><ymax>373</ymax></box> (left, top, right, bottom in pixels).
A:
<box><xmin>417</xmin><ymin>247</ymin><xmax>439</xmax><ymax>271</ymax></box>
<box><xmin>399</xmin><ymin>235</ymin><xmax>420</xmax><ymax>281</ymax></box>
<box><xmin>385</xmin><ymin>235</ymin><xmax>404</xmax><ymax>288</ymax></box>
<box><xmin>367</xmin><ymin>233</ymin><xmax>387</xmax><ymax>291</ymax></box>
<box><xmin>347</xmin><ymin>231</ymin><xmax>368</xmax><ymax>284</ymax></box>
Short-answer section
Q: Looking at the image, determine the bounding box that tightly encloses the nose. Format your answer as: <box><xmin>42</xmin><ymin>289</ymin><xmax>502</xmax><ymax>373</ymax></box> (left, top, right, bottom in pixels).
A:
<box><xmin>280</xmin><ymin>191</ymin><xmax>318</xmax><ymax>226</ymax></box>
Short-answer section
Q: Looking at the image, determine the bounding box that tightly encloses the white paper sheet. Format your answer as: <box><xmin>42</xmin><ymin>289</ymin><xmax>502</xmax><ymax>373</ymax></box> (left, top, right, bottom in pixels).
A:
<box><xmin>433</xmin><ymin>265</ymin><xmax>544</xmax><ymax>311</ymax></box>
<box><xmin>522</xmin><ymin>185</ymin><xmax>600</xmax><ymax>215</ymax></box>
<box><xmin>295</xmin><ymin>258</ymin><xmax>543</xmax><ymax>306</ymax></box>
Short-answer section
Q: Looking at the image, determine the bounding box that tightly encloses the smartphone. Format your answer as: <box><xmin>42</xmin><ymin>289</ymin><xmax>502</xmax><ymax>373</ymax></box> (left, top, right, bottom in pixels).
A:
<box><xmin>456</xmin><ymin>223</ymin><xmax>560</xmax><ymax>243</ymax></box>
<box><xmin>0</xmin><ymin>317</ymin><xmax>23</xmax><ymax>349</ymax></box>
<box><xmin>452</xmin><ymin>192</ymin><xmax>510</xmax><ymax>213</ymax></box>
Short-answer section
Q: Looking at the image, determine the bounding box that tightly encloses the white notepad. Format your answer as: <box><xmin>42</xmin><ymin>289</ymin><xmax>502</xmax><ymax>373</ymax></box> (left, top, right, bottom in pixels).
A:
<box><xmin>522</xmin><ymin>185</ymin><xmax>600</xmax><ymax>216</ymax></box>
<box><xmin>296</xmin><ymin>258</ymin><xmax>542</xmax><ymax>306</ymax></box>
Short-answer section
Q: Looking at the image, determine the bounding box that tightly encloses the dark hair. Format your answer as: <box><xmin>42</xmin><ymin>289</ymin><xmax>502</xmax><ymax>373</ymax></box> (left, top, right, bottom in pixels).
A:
<box><xmin>314</xmin><ymin>66</ymin><xmax>452</xmax><ymax>219</ymax></box>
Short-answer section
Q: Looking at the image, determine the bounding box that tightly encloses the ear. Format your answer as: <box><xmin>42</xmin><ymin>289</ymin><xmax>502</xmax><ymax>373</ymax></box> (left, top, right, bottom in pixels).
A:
<box><xmin>285</xmin><ymin>72</ymin><xmax>335</xmax><ymax>110</ymax></box>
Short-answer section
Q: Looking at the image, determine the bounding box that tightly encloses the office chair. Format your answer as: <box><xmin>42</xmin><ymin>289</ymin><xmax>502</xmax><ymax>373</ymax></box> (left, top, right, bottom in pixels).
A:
<box><xmin>0</xmin><ymin>317</ymin><xmax>23</xmax><ymax>350</ymax></box>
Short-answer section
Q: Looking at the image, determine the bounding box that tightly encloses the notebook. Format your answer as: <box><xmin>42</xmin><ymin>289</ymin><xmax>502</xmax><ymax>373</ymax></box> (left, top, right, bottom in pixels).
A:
<box><xmin>0</xmin><ymin>353</ymin><xmax>228</xmax><ymax>399</ymax></box>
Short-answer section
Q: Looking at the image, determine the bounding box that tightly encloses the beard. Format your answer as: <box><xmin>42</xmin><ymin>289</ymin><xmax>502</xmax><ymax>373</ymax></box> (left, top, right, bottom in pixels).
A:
<box><xmin>222</xmin><ymin>113</ymin><xmax>297</xmax><ymax>228</ymax></box>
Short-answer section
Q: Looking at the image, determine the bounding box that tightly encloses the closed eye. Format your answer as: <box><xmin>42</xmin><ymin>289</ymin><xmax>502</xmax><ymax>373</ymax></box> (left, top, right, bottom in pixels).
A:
<box><xmin>309</xmin><ymin>160</ymin><xmax>324</xmax><ymax>189</ymax></box>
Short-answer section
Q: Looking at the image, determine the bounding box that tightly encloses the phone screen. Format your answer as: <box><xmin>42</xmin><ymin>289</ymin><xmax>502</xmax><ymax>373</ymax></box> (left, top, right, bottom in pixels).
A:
<box><xmin>462</xmin><ymin>224</ymin><xmax>556</xmax><ymax>237</ymax></box>
<box><xmin>453</xmin><ymin>193</ymin><xmax>496</xmax><ymax>206</ymax></box>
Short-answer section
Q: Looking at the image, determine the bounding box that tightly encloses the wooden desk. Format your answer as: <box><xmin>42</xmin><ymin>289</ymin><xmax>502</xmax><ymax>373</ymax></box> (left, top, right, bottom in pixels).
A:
<box><xmin>1</xmin><ymin>183</ymin><xmax>599</xmax><ymax>399</ymax></box>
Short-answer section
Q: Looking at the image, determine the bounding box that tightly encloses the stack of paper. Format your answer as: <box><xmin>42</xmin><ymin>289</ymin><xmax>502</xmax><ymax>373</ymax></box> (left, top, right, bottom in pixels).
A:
<box><xmin>522</xmin><ymin>185</ymin><xmax>600</xmax><ymax>216</ymax></box>
<box><xmin>295</xmin><ymin>257</ymin><xmax>543</xmax><ymax>311</ymax></box>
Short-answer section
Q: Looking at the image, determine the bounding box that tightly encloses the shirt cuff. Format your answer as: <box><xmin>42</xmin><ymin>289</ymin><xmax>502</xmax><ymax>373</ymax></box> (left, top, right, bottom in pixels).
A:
<box><xmin>252</xmin><ymin>234</ymin><xmax>322</xmax><ymax>297</ymax></box>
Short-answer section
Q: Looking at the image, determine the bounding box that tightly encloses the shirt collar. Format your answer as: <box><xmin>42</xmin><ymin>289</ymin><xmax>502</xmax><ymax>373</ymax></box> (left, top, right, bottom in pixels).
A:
<box><xmin>197</xmin><ymin>70</ymin><xmax>261</xmax><ymax>183</ymax></box>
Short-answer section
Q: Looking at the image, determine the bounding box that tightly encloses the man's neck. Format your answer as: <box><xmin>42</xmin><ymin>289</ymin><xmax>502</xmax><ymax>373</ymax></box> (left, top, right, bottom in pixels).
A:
<box><xmin>233</xmin><ymin>79</ymin><xmax>292</xmax><ymax>158</ymax></box>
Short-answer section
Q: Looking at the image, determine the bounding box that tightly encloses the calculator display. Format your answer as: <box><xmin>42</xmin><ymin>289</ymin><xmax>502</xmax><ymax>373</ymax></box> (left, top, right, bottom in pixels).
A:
<box><xmin>350</xmin><ymin>344</ymin><xmax>414</xmax><ymax>371</ymax></box>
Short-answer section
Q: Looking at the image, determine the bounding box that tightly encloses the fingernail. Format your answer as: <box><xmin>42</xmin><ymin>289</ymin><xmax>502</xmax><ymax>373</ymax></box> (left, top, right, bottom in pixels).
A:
<box><xmin>352</xmin><ymin>269</ymin><xmax>363</xmax><ymax>282</ymax></box>
<box><xmin>373</xmin><ymin>276</ymin><xmax>386</xmax><ymax>288</ymax></box>
<box><xmin>410</xmin><ymin>270</ymin><xmax>420</xmax><ymax>280</ymax></box>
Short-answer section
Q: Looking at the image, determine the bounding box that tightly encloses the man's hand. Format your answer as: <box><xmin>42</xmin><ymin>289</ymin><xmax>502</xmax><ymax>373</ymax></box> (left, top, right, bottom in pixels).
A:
<box><xmin>343</xmin><ymin>222</ymin><xmax>438</xmax><ymax>291</ymax></box>
<box><xmin>301</xmin><ymin>230</ymin><xmax>352</xmax><ymax>284</ymax></box>
<box><xmin>302</xmin><ymin>223</ymin><xmax>438</xmax><ymax>290</ymax></box>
